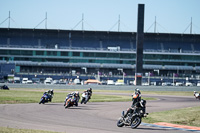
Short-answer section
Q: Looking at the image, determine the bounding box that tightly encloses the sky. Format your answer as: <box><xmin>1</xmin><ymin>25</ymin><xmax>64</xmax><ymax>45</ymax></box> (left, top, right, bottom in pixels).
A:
<box><xmin>0</xmin><ymin>0</ymin><xmax>200</xmax><ymax>34</ymax></box>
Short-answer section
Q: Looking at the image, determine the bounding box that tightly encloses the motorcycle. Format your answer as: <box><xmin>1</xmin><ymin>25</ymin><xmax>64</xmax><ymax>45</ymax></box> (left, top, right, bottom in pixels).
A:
<box><xmin>194</xmin><ymin>91</ymin><xmax>200</xmax><ymax>100</ymax></box>
<box><xmin>0</xmin><ymin>85</ymin><xmax>9</xmax><ymax>90</ymax></box>
<box><xmin>39</xmin><ymin>93</ymin><xmax>53</xmax><ymax>104</ymax></box>
<box><xmin>64</xmin><ymin>97</ymin><xmax>76</xmax><ymax>109</ymax></box>
<box><xmin>117</xmin><ymin>99</ymin><xmax>148</xmax><ymax>129</ymax></box>
<box><xmin>81</xmin><ymin>91</ymin><xmax>89</xmax><ymax>104</ymax></box>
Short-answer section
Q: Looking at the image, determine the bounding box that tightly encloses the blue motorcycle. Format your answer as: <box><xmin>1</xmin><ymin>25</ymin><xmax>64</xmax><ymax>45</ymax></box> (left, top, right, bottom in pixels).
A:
<box><xmin>39</xmin><ymin>93</ymin><xmax>52</xmax><ymax>104</ymax></box>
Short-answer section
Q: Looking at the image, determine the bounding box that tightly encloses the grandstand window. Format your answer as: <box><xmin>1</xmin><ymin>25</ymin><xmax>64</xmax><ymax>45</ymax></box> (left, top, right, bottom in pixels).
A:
<box><xmin>70</xmin><ymin>59</ymin><xmax>88</xmax><ymax>63</ymax></box>
<box><xmin>21</xmin><ymin>50</ymin><xmax>32</xmax><ymax>56</ymax></box>
<box><xmin>61</xmin><ymin>52</ymin><xmax>68</xmax><ymax>56</ymax></box>
<box><xmin>180</xmin><ymin>55</ymin><xmax>200</xmax><ymax>61</ymax></box>
<box><xmin>72</xmin><ymin>52</ymin><xmax>80</xmax><ymax>56</ymax></box>
<box><xmin>47</xmin><ymin>51</ymin><xmax>57</xmax><ymax>56</ymax></box>
<box><xmin>120</xmin><ymin>53</ymin><xmax>135</xmax><ymax>59</ymax></box>
<box><xmin>36</xmin><ymin>51</ymin><xmax>44</xmax><ymax>55</ymax></box>
<box><xmin>83</xmin><ymin>52</ymin><xmax>95</xmax><ymax>57</ymax></box>
<box><xmin>9</xmin><ymin>50</ymin><xmax>20</xmax><ymax>55</ymax></box>
<box><xmin>89</xmin><ymin>59</ymin><xmax>94</xmax><ymax>63</ymax></box>
<box><xmin>96</xmin><ymin>53</ymin><xmax>105</xmax><ymax>57</ymax></box>
<box><xmin>193</xmin><ymin>56</ymin><xmax>200</xmax><ymax>61</ymax></box>
<box><xmin>108</xmin><ymin>53</ymin><xmax>119</xmax><ymax>58</ymax></box>
<box><xmin>170</xmin><ymin>55</ymin><xmax>181</xmax><ymax>60</ymax></box>
<box><xmin>0</xmin><ymin>50</ymin><xmax>8</xmax><ymax>55</ymax></box>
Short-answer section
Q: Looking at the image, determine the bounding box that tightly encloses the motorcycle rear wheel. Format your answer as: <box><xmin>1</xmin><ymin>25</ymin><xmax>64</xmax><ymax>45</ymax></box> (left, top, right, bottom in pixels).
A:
<box><xmin>117</xmin><ymin>118</ymin><xmax>124</xmax><ymax>127</ymax></box>
<box><xmin>81</xmin><ymin>98</ymin><xmax>85</xmax><ymax>104</ymax></box>
<box><xmin>131</xmin><ymin>117</ymin><xmax>141</xmax><ymax>129</ymax></box>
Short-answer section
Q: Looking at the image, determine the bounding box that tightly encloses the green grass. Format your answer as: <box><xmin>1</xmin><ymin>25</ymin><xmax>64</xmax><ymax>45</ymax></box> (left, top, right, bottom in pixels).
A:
<box><xmin>90</xmin><ymin>94</ymin><xmax>154</xmax><ymax>102</ymax></box>
<box><xmin>0</xmin><ymin>88</ymin><xmax>199</xmax><ymax>127</ymax></box>
<box><xmin>143</xmin><ymin>106</ymin><xmax>200</xmax><ymax>127</ymax></box>
<box><xmin>0</xmin><ymin>89</ymin><xmax>155</xmax><ymax>104</ymax></box>
<box><xmin>0</xmin><ymin>127</ymin><xmax>61</xmax><ymax>133</ymax></box>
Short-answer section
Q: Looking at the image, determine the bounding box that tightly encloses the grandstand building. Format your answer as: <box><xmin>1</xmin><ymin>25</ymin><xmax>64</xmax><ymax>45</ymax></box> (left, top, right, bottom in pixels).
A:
<box><xmin>0</xmin><ymin>28</ymin><xmax>200</xmax><ymax>81</ymax></box>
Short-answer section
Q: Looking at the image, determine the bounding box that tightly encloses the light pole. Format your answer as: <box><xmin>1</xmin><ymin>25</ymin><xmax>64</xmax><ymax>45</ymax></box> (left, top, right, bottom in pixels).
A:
<box><xmin>148</xmin><ymin>72</ymin><xmax>150</xmax><ymax>85</ymax></box>
<box><xmin>173</xmin><ymin>73</ymin><xmax>175</xmax><ymax>86</ymax></box>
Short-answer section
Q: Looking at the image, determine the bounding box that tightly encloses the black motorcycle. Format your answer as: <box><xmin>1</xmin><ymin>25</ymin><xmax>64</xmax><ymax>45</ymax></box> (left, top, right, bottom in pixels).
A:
<box><xmin>117</xmin><ymin>99</ymin><xmax>148</xmax><ymax>129</ymax></box>
<box><xmin>0</xmin><ymin>85</ymin><xmax>9</xmax><ymax>90</ymax></box>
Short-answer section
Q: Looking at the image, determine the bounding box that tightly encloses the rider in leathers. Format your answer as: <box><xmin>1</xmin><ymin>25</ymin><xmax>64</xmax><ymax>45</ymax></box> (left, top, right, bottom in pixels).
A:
<box><xmin>87</xmin><ymin>88</ymin><xmax>92</xmax><ymax>100</ymax></box>
<box><xmin>123</xmin><ymin>88</ymin><xmax>142</xmax><ymax>118</ymax></box>
<box><xmin>43</xmin><ymin>89</ymin><xmax>54</xmax><ymax>102</ymax></box>
<box><xmin>64</xmin><ymin>91</ymin><xmax>80</xmax><ymax>106</ymax></box>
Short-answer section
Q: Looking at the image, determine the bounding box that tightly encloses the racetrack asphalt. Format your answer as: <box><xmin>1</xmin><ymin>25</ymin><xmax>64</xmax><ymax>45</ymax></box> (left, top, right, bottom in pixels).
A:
<box><xmin>0</xmin><ymin>92</ymin><xmax>200</xmax><ymax>133</ymax></box>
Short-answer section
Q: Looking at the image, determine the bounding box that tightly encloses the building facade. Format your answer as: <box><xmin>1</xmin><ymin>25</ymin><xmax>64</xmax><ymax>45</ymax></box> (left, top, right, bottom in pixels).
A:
<box><xmin>0</xmin><ymin>28</ymin><xmax>200</xmax><ymax>81</ymax></box>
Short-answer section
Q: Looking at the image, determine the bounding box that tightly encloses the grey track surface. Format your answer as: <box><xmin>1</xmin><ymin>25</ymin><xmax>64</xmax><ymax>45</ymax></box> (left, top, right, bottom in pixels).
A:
<box><xmin>0</xmin><ymin>90</ymin><xmax>200</xmax><ymax>133</ymax></box>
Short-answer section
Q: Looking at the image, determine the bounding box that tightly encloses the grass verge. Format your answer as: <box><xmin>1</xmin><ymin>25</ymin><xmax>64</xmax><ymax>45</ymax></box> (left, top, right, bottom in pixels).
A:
<box><xmin>0</xmin><ymin>89</ymin><xmax>155</xmax><ymax>104</ymax></box>
<box><xmin>0</xmin><ymin>127</ymin><xmax>60</xmax><ymax>133</ymax></box>
<box><xmin>143</xmin><ymin>106</ymin><xmax>200</xmax><ymax>127</ymax></box>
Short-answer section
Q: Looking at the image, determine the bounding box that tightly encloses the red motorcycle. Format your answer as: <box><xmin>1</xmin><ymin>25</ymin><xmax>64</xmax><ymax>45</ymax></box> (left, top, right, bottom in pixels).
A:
<box><xmin>64</xmin><ymin>97</ymin><xmax>76</xmax><ymax>109</ymax></box>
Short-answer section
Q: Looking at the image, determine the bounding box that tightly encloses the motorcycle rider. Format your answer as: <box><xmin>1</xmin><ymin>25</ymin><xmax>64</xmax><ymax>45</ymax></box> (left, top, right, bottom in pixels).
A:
<box><xmin>64</xmin><ymin>91</ymin><xmax>80</xmax><ymax>106</ymax></box>
<box><xmin>123</xmin><ymin>88</ymin><xmax>142</xmax><ymax>118</ymax></box>
<box><xmin>86</xmin><ymin>88</ymin><xmax>92</xmax><ymax>100</ymax></box>
<box><xmin>73</xmin><ymin>91</ymin><xmax>80</xmax><ymax>106</ymax></box>
<box><xmin>194</xmin><ymin>91</ymin><xmax>200</xmax><ymax>99</ymax></box>
<box><xmin>43</xmin><ymin>89</ymin><xmax>54</xmax><ymax>102</ymax></box>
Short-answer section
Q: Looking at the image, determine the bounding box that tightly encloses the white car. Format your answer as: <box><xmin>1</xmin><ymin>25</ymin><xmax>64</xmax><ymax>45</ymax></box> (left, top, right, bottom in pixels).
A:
<box><xmin>22</xmin><ymin>78</ymin><xmax>28</xmax><ymax>84</ymax></box>
<box><xmin>176</xmin><ymin>82</ymin><xmax>183</xmax><ymax>86</ymax></box>
<box><xmin>162</xmin><ymin>82</ymin><xmax>172</xmax><ymax>86</ymax></box>
<box><xmin>197</xmin><ymin>82</ymin><xmax>200</xmax><ymax>86</ymax></box>
<box><xmin>107</xmin><ymin>80</ymin><xmax>115</xmax><ymax>85</ymax></box>
<box><xmin>185</xmin><ymin>82</ymin><xmax>193</xmax><ymax>86</ymax></box>
<box><xmin>27</xmin><ymin>80</ymin><xmax>33</xmax><ymax>84</ymax></box>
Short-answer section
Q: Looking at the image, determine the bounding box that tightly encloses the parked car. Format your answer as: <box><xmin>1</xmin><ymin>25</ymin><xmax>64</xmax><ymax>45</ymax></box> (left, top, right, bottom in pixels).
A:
<box><xmin>27</xmin><ymin>80</ymin><xmax>33</xmax><ymax>84</ymax></box>
<box><xmin>22</xmin><ymin>78</ymin><xmax>28</xmax><ymax>84</ymax></box>
<box><xmin>44</xmin><ymin>78</ymin><xmax>53</xmax><ymax>84</ymax></box>
<box><xmin>115</xmin><ymin>79</ymin><xmax>124</xmax><ymax>85</ymax></box>
<box><xmin>197</xmin><ymin>81</ymin><xmax>200</xmax><ymax>86</ymax></box>
<box><xmin>185</xmin><ymin>82</ymin><xmax>193</xmax><ymax>86</ymax></box>
<box><xmin>176</xmin><ymin>82</ymin><xmax>184</xmax><ymax>86</ymax></box>
<box><xmin>107</xmin><ymin>80</ymin><xmax>115</xmax><ymax>85</ymax></box>
<box><xmin>162</xmin><ymin>82</ymin><xmax>172</xmax><ymax>86</ymax></box>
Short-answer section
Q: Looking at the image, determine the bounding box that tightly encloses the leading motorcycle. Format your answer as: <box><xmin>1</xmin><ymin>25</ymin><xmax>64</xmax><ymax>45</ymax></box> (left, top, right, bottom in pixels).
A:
<box><xmin>117</xmin><ymin>99</ymin><xmax>148</xmax><ymax>129</ymax></box>
<box><xmin>39</xmin><ymin>93</ymin><xmax>53</xmax><ymax>104</ymax></box>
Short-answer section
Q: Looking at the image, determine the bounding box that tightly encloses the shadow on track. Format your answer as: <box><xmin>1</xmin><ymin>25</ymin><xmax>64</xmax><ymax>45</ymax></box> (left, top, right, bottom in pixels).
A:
<box><xmin>42</xmin><ymin>103</ymin><xmax>62</xmax><ymax>106</ymax></box>
<box><xmin>65</xmin><ymin>107</ymin><xmax>82</xmax><ymax>110</ymax></box>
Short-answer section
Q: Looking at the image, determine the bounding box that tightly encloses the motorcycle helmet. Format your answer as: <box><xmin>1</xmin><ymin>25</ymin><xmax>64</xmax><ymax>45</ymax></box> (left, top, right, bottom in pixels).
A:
<box><xmin>135</xmin><ymin>88</ymin><xmax>141</xmax><ymax>94</ymax></box>
<box><xmin>74</xmin><ymin>91</ymin><xmax>79</xmax><ymax>96</ymax></box>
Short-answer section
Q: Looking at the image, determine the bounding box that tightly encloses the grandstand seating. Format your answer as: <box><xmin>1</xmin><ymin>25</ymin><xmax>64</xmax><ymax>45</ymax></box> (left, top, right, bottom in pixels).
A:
<box><xmin>0</xmin><ymin>28</ymin><xmax>200</xmax><ymax>52</ymax></box>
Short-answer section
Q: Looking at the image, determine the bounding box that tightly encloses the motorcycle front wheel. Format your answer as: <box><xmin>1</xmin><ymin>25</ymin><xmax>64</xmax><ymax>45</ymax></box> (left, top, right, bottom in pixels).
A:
<box><xmin>39</xmin><ymin>98</ymin><xmax>45</xmax><ymax>104</ymax></box>
<box><xmin>65</xmin><ymin>102</ymin><xmax>70</xmax><ymax>109</ymax></box>
<box><xmin>131</xmin><ymin>116</ymin><xmax>141</xmax><ymax>129</ymax></box>
<box><xmin>117</xmin><ymin>117</ymin><xmax>124</xmax><ymax>127</ymax></box>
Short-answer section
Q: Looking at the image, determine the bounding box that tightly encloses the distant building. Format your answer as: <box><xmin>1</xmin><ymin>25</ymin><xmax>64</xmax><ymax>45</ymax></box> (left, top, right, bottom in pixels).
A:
<box><xmin>0</xmin><ymin>28</ymin><xmax>200</xmax><ymax>80</ymax></box>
